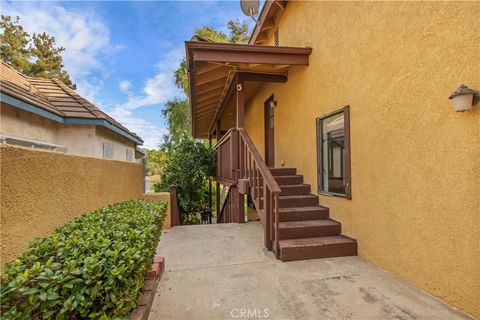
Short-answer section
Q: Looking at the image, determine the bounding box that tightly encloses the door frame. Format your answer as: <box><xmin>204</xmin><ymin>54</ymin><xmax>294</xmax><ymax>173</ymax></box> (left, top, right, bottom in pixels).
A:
<box><xmin>264</xmin><ymin>95</ymin><xmax>275</xmax><ymax>167</ymax></box>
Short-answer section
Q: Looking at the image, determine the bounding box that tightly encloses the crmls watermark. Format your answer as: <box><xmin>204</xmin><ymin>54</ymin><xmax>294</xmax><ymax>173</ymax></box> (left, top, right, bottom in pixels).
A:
<box><xmin>230</xmin><ymin>307</ymin><xmax>270</xmax><ymax>319</ymax></box>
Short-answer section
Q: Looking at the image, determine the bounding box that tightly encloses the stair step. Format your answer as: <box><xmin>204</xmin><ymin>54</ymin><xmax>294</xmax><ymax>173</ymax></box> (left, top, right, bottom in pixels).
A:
<box><xmin>279</xmin><ymin>206</ymin><xmax>329</xmax><ymax>222</ymax></box>
<box><xmin>274</xmin><ymin>175</ymin><xmax>303</xmax><ymax>185</ymax></box>
<box><xmin>279</xmin><ymin>194</ymin><xmax>318</xmax><ymax>208</ymax></box>
<box><xmin>270</xmin><ymin>167</ymin><xmax>297</xmax><ymax>176</ymax></box>
<box><xmin>280</xmin><ymin>184</ymin><xmax>311</xmax><ymax>195</ymax></box>
<box><xmin>279</xmin><ymin>236</ymin><xmax>358</xmax><ymax>262</ymax></box>
<box><xmin>279</xmin><ymin>219</ymin><xmax>341</xmax><ymax>239</ymax></box>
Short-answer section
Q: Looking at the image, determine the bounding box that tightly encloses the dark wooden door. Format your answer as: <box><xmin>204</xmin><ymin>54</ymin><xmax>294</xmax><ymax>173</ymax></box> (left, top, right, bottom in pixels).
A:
<box><xmin>264</xmin><ymin>96</ymin><xmax>275</xmax><ymax>167</ymax></box>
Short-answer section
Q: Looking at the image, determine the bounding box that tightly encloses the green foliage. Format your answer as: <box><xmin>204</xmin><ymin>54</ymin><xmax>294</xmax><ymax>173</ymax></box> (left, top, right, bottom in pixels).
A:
<box><xmin>194</xmin><ymin>26</ymin><xmax>230</xmax><ymax>43</ymax></box>
<box><xmin>29</xmin><ymin>32</ymin><xmax>76</xmax><ymax>89</ymax></box>
<box><xmin>1</xmin><ymin>200</ymin><xmax>167</xmax><ymax>319</ymax></box>
<box><xmin>227</xmin><ymin>19</ymin><xmax>250</xmax><ymax>44</ymax></box>
<box><xmin>0</xmin><ymin>15</ymin><xmax>30</xmax><ymax>72</ymax></box>
<box><xmin>162</xmin><ymin>98</ymin><xmax>191</xmax><ymax>143</ymax></box>
<box><xmin>145</xmin><ymin>149</ymin><xmax>165</xmax><ymax>176</ymax></box>
<box><xmin>155</xmin><ymin>139</ymin><xmax>215</xmax><ymax>223</ymax></box>
<box><xmin>0</xmin><ymin>15</ymin><xmax>76</xmax><ymax>89</ymax></box>
<box><xmin>174</xmin><ymin>59</ymin><xmax>189</xmax><ymax>96</ymax></box>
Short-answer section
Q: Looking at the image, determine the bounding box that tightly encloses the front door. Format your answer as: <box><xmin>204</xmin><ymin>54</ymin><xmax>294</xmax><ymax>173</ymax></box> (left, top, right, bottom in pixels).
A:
<box><xmin>264</xmin><ymin>95</ymin><xmax>275</xmax><ymax>167</ymax></box>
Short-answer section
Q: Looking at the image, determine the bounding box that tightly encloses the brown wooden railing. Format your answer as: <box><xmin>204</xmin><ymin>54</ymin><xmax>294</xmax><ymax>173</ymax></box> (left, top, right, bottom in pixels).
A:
<box><xmin>214</xmin><ymin>129</ymin><xmax>238</xmax><ymax>183</ymax></box>
<box><xmin>217</xmin><ymin>187</ymin><xmax>235</xmax><ymax>223</ymax></box>
<box><xmin>213</xmin><ymin>127</ymin><xmax>282</xmax><ymax>256</ymax></box>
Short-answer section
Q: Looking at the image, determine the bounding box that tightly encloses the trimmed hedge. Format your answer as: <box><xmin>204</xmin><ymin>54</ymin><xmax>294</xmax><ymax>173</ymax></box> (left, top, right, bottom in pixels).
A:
<box><xmin>1</xmin><ymin>199</ymin><xmax>166</xmax><ymax>320</ymax></box>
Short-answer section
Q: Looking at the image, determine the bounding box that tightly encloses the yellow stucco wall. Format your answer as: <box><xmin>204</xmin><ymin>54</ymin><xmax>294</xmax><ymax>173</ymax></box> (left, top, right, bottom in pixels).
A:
<box><xmin>244</xmin><ymin>1</ymin><xmax>479</xmax><ymax>317</ymax></box>
<box><xmin>142</xmin><ymin>192</ymin><xmax>172</xmax><ymax>229</ymax></box>
<box><xmin>0</xmin><ymin>144</ymin><xmax>146</xmax><ymax>265</ymax></box>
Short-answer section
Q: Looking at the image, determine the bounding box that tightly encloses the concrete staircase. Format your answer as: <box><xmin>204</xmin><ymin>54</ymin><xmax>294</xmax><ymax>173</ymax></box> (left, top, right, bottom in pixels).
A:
<box><xmin>269</xmin><ymin>167</ymin><xmax>357</xmax><ymax>262</ymax></box>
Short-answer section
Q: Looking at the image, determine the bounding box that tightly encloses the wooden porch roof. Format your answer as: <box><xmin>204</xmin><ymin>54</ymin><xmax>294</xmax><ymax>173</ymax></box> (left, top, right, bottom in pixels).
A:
<box><xmin>185</xmin><ymin>41</ymin><xmax>312</xmax><ymax>138</ymax></box>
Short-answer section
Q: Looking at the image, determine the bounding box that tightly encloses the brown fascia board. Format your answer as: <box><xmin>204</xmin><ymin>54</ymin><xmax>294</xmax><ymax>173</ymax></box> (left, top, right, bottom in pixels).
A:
<box><xmin>186</xmin><ymin>42</ymin><xmax>311</xmax><ymax>66</ymax></box>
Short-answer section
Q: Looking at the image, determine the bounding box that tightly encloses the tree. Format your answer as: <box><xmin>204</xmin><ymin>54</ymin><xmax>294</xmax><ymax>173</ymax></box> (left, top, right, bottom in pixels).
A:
<box><xmin>0</xmin><ymin>15</ymin><xmax>31</xmax><ymax>72</ymax></box>
<box><xmin>0</xmin><ymin>15</ymin><xmax>76</xmax><ymax>89</ymax></box>
<box><xmin>155</xmin><ymin>139</ymin><xmax>215</xmax><ymax>223</ymax></box>
<box><xmin>30</xmin><ymin>32</ymin><xmax>76</xmax><ymax>89</ymax></box>
<box><xmin>162</xmin><ymin>98</ymin><xmax>191</xmax><ymax>143</ymax></box>
<box><xmin>228</xmin><ymin>19</ymin><xmax>250</xmax><ymax>44</ymax></box>
<box><xmin>194</xmin><ymin>26</ymin><xmax>229</xmax><ymax>43</ymax></box>
<box><xmin>145</xmin><ymin>149</ymin><xmax>165</xmax><ymax>176</ymax></box>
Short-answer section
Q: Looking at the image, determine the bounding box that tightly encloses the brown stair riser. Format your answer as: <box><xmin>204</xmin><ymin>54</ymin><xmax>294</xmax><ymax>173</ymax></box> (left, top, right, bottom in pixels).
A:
<box><xmin>275</xmin><ymin>176</ymin><xmax>303</xmax><ymax>185</ymax></box>
<box><xmin>279</xmin><ymin>196</ymin><xmax>318</xmax><ymax>208</ymax></box>
<box><xmin>255</xmin><ymin>185</ymin><xmax>311</xmax><ymax>196</ymax></box>
<box><xmin>280</xmin><ymin>185</ymin><xmax>311</xmax><ymax>195</ymax></box>
<box><xmin>279</xmin><ymin>224</ymin><xmax>341</xmax><ymax>240</ymax></box>
<box><xmin>270</xmin><ymin>168</ymin><xmax>297</xmax><ymax>176</ymax></box>
<box><xmin>279</xmin><ymin>209</ymin><xmax>329</xmax><ymax>222</ymax></box>
<box><xmin>250</xmin><ymin>175</ymin><xmax>303</xmax><ymax>186</ymax></box>
<box><xmin>280</xmin><ymin>242</ymin><xmax>358</xmax><ymax>262</ymax></box>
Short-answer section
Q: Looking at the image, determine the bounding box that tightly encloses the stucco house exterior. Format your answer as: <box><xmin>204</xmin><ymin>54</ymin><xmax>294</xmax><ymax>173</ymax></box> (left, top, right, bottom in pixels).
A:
<box><xmin>186</xmin><ymin>1</ymin><xmax>479</xmax><ymax>318</ymax></box>
<box><xmin>0</xmin><ymin>62</ymin><xmax>143</xmax><ymax>162</ymax></box>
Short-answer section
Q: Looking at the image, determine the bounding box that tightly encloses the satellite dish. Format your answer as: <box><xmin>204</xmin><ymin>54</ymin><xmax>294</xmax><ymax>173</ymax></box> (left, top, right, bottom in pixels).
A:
<box><xmin>240</xmin><ymin>0</ymin><xmax>259</xmax><ymax>24</ymax></box>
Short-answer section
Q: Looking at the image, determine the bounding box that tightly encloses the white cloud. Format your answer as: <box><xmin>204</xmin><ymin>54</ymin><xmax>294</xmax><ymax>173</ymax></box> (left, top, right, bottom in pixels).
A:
<box><xmin>109</xmin><ymin>46</ymin><xmax>185</xmax><ymax>149</ymax></box>
<box><xmin>109</xmin><ymin>107</ymin><xmax>166</xmax><ymax>149</ymax></box>
<box><xmin>118</xmin><ymin>46</ymin><xmax>183</xmax><ymax>111</ymax></box>
<box><xmin>119</xmin><ymin>80</ymin><xmax>132</xmax><ymax>94</ymax></box>
<box><xmin>2</xmin><ymin>2</ymin><xmax>114</xmax><ymax>101</ymax></box>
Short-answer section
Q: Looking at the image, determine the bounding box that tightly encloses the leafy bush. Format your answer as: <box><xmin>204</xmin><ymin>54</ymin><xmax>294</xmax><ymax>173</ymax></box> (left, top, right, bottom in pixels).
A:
<box><xmin>1</xmin><ymin>199</ymin><xmax>167</xmax><ymax>319</ymax></box>
<box><xmin>155</xmin><ymin>138</ymin><xmax>215</xmax><ymax>223</ymax></box>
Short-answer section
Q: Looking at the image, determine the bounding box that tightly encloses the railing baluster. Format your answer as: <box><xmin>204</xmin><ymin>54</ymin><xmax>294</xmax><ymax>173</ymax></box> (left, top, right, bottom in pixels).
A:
<box><xmin>274</xmin><ymin>194</ymin><xmax>280</xmax><ymax>259</ymax></box>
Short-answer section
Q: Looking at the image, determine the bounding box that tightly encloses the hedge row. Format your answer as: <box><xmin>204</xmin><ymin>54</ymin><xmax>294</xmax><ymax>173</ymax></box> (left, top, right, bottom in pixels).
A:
<box><xmin>1</xmin><ymin>199</ymin><xmax>167</xmax><ymax>320</ymax></box>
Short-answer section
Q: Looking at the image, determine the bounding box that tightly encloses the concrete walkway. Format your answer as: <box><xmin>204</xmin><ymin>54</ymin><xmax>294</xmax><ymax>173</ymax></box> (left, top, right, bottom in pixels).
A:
<box><xmin>149</xmin><ymin>222</ymin><xmax>469</xmax><ymax>320</ymax></box>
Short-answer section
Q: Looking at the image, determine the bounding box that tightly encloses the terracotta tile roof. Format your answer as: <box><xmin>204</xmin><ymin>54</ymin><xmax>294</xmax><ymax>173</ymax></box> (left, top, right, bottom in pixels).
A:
<box><xmin>0</xmin><ymin>62</ymin><xmax>142</xmax><ymax>143</ymax></box>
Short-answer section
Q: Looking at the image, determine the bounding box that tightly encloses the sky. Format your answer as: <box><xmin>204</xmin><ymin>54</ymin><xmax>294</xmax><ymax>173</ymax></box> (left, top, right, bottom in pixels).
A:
<box><xmin>1</xmin><ymin>0</ymin><xmax>257</xmax><ymax>149</ymax></box>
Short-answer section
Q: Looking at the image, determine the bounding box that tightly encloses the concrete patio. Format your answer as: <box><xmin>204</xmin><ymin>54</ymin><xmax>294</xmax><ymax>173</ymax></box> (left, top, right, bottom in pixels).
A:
<box><xmin>149</xmin><ymin>222</ymin><xmax>470</xmax><ymax>320</ymax></box>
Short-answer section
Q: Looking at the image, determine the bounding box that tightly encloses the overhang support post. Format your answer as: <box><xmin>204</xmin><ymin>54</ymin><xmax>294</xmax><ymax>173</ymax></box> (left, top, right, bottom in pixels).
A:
<box><xmin>236</xmin><ymin>81</ymin><xmax>245</xmax><ymax>128</ymax></box>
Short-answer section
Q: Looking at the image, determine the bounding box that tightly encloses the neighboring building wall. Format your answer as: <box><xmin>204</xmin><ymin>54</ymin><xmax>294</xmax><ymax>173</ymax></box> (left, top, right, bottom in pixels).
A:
<box><xmin>94</xmin><ymin>126</ymin><xmax>137</xmax><ymax>162</ymax></box>
<box><xmin>56</xmin><ymin>125</ymin><xmax>96</xmax><ymax>157</ymax></box>
<box><xmin>0</xmin><ymin>103</ymin><xmax>137</xmax><ymax>161</ymax></box>
<box><xmin>0</xmin><ymin>144</ymin><xmax>144</xmax><ymax>264</ymax></box>
<box><xmin>244</xmin><ymin>2</ymin><xmax>479</xmax><ymax>317</ymax></box>
<box><xmin>1</xmin><ymin>102</ymin><xmax>59</xmax><ymax>143</ymax></box>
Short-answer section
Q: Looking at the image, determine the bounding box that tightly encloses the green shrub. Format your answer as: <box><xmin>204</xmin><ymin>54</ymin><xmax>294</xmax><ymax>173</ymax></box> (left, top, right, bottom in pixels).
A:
<box><xmin>1</xmin><ymin>199</ymin><xmax>167</xmax><ymax>320</ymax></box>
<box><xmin>154</xmin><ymin>138</ymin><xmax>215</xmax><ymax>223</ymax></box>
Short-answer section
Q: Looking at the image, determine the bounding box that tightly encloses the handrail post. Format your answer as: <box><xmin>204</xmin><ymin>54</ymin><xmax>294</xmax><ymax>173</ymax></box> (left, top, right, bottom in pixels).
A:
<box><xmin>264</xmin><ymin>183</ymin><xmax>272</xmax><ymax>250</ymax></box>
<box><xmin>274</xmin><ymin>194</ymin><xmax>280</xmax><ymax>259</ymax></box>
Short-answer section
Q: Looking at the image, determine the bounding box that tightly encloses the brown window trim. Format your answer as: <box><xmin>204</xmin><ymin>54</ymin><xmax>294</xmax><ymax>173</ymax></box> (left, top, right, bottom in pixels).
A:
<box><xmin>316</xmin><ymin>105</ymin><xmax>352</xmax><ymax>200</ymax></box>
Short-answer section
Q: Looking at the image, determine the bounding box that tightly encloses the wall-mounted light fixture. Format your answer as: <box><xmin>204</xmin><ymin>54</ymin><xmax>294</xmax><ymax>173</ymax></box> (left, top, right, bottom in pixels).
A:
<box><xmin>448</xmin><ymin>84</ymin><xmax>479</xmax><ymax>112</ymax></box>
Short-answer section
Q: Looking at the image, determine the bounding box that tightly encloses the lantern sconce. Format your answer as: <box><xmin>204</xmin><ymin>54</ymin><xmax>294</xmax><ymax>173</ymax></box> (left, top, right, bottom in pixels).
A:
<box><xmin>448</xmin><ymin>84</ymin><xmax>479</xmax><ymax>112</ymax></box>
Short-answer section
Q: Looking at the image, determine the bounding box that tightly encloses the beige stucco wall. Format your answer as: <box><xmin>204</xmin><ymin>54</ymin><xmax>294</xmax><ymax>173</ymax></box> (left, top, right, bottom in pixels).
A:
<box><xmin>243</xmin><ymin>1</ymin><xmax>479</xmax><ymax>317</ymax></box>
<box><xmin>0</xmin><ymin>103</ymin><xmax>137</xmax><ymax>162</ymax></box>
<box><xmin>0</xmin><ymin>144</ymin><xmax>147</xmax><ymax>265</ymax></box>
<box><xmin>1</xmin><ymin>102</ymin><xmax>59</xmax><ymax>143</ymax></box>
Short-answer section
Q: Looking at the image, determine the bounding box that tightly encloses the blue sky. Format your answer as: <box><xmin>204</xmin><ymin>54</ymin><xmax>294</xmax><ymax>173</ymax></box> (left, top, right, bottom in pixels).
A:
<box><xmin>1</xmin><ymin>1</ymin><xmax>257</xmax><ymax>148</ymax></box>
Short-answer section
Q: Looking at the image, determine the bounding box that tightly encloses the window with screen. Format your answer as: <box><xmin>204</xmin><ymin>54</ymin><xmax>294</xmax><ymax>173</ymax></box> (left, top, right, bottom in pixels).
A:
<box><xmin>316</xmin><ymin>106</ymin><xmax>351</xmax><ymax>199</ymax></box>
<box><xmin>103</xmin><ymin>141</ymin><xmax>114</xmax><ymax>159</ymax></box>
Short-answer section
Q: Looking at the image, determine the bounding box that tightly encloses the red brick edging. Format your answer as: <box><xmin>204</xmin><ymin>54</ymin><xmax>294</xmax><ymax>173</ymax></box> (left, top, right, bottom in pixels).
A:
<box><xmin>131</xmin><ymin>256</ymin><xmax>165</xmax><ymax>320</ymax></box>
